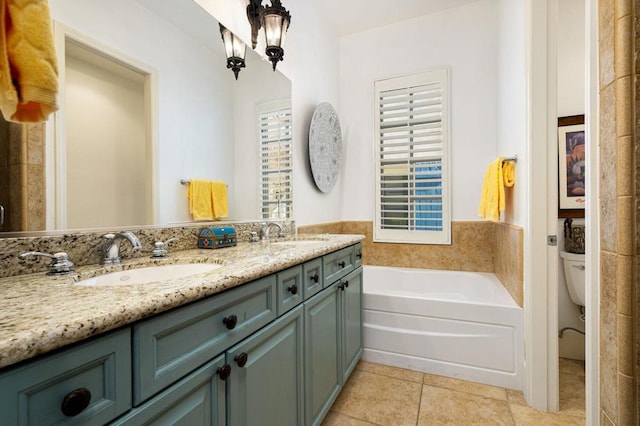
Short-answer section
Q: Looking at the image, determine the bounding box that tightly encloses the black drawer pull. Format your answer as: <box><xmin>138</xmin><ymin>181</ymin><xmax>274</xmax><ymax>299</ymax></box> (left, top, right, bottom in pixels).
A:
<box><xmin>223</xmin><ymin>314</ymin><xmax>238</xmax><ymax>330</ymax></box>
<box><xmin>356</xmin><ymin>251</ymin><xmax>362</xmax><ymax>259</ymax></box>
<box><xmin>217</xmin><ymin>364</ymin><xmax>231</xmax><ymax>380</ymax></box>
<box><xmin>288</xmin><ymin>284</ymin><xmax>298</xmax><ymax>295</ymax></box>
<box><xmin>311</xmin><ymin>273</ymin><xmax>319</xmax><ymax>283</ymax></box>
<box><xmin>235</xmin><ymin>352</ymin><xmax>248</xmax><ymax>367</ymax></box>
<box><xmin>61</xmin><ymin>387</ymin><xmax>91</xmax><ymax>417</ymax></box>
<box><xmin>338</xmin><ymin>261</ymin><xmax>346</xmax><ymax>268</ymax></box>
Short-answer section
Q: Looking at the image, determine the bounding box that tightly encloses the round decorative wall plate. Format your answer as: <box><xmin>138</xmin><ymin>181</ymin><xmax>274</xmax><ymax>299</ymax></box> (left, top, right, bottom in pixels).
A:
<box><xmin>309</xmin><ymin>102</ymin><xmax>342</xmax><ymax>193</ymax></box>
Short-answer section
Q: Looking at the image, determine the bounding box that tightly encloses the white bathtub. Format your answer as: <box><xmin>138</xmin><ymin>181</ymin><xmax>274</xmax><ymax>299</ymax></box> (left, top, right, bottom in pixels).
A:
<box><xmin>362</xmin><ymin>265</ymin><xmax>523</xmax><ymax>390</ymax></box>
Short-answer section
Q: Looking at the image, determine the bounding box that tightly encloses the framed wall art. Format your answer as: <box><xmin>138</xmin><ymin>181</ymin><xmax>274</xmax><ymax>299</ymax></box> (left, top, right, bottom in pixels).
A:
<box><xmin>558</xmin><ymin>115</ymin><xmax>585</xmax><ymax>218</ymax></box>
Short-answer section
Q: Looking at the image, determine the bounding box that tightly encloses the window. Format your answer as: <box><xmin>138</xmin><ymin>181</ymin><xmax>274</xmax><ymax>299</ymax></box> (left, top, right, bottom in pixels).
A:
<box><xmin>374</xmin><ymin>69</ymin><xmax>450</xmax><ymax>244</ymax></box>
<box><xmin>258</xmin><ymin>99</ymin><xmax>293</xmax><ymax>219</ymax></box>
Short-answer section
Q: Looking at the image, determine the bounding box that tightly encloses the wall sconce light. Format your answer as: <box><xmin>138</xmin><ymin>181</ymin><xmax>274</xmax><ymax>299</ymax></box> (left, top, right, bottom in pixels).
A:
<box><xmin>219</xmin><ymin>23</ymin><xmax>246</xmax><ymax>80</ymax></box>
<box><xmin>246</xmin><ymin>0</ymin><xmax>291</xmax><ymax>71</ymax></box>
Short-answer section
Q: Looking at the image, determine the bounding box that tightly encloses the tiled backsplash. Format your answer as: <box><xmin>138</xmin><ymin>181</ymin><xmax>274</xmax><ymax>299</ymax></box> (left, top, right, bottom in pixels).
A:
<box><xmin>0</xmin><ymin>220</ymin><xmax>293</xmax><ymax>278</ymax></box>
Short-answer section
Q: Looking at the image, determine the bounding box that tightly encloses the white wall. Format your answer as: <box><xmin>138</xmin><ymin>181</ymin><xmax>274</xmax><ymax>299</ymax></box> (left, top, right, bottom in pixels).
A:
<box><xmin>497</xmin><ymin>0</ymin><xmax>527</xmax><ymax>227</ymax></box>
<box><xmin>338</xmin><ymin>0</ymin><xmax>500</xmax><ymax>221</ymax></box>
<box><xmin>557</xmin><ymin>0</ymin><xmax>586</xmax><ymax>117</ymax></box>
<box><xmin>50</xmin><ymin>0</ymin><xmax>236</xmax><ymax>226</ymax></box>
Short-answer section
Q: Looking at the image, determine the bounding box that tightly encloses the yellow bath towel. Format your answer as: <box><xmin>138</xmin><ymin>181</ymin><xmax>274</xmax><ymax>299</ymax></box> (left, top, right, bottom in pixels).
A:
<box><xmin>478</xmin><ymin>157</ymin><xmax>515</xmax><ymax>222</ymax></box>
<box><xmin>211</xmin><ymin>181</ymin><xmax>228</xmax><ymax>219</ymax></box>
<box><xmin>0</xmin><ymin>0</ymin><xmax>59</xmax><ymax>122</ymax></box>
<box><xmin>188</xmin><ymin>179</ymin><xmax>214</xmax><ymax>221</ymax></box>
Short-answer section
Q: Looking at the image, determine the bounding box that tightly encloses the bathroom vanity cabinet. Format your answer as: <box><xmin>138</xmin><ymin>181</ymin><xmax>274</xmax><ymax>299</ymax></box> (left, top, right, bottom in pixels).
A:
<box><xmin>0</xmin><ymin>242</ymin><xmax>363</xmax><ymax>426</ymax></box>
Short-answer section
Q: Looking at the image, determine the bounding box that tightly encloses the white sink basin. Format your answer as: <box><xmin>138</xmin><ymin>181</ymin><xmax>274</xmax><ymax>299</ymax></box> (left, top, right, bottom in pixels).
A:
<box><xmin>75</xmin><ymin>263</ymin><xmax>223</xmax><ymax>287</ymax></box>
<box><xmin>270</xmin><ymin>240</ymin><xmax>327</xmax><ymax>246</ymax></box>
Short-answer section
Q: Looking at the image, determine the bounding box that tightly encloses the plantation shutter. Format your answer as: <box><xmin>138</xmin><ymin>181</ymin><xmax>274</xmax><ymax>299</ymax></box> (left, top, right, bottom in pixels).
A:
<box><xmin>374</xmin><ymin>69</ymin><xmax>451</xmax><ymax>244</ymax></box>
<box><xmin>259</xmin><ymin>99</ymin><xmax>293</xmax><ymax>219</ymax></box>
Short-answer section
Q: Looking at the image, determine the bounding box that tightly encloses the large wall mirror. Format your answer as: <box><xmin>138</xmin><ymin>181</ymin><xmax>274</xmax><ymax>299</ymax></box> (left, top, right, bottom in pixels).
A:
<box><xmin>0</xmin><ymin>0</ymin><xmax>291</xmax><ymax>235</ymax></box>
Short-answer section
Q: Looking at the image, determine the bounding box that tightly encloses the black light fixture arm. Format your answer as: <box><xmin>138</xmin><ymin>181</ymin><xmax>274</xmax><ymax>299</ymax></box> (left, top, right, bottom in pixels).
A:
<box><xmin>247</xmin><ymin>0</ymin><xmax>264</xmax><ymax>49</ymax></box>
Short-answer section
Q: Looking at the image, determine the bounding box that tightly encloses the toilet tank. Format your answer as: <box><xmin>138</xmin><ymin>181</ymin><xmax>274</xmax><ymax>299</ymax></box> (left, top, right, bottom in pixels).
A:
<box><xmin>560</xmin><ymin>251</ymin><xmax>586</xmax><ymax>306</ymax></box>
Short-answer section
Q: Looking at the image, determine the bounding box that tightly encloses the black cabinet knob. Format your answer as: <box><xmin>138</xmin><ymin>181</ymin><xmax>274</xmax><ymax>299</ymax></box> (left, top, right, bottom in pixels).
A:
<box><xmin>288</xmin><ymin>284</ymin><xmax>298</xmax><ymax>295</ymax></box>
<box><xmin>338</xmin><ymin>261</ymin><xmax>346</xmax><ymax>268</ymax></box>
<box><xmin>356</xmin><ymin>251</ymin><xmax>362</xmax><ymax>259</ymax></box>
<box><xmin>223</xmin><ymin>314</ymin><xmax>238</xmax><ymax>330</ymax></box>
<box><xmin>344</xmin><ymin>280</ymin><xmax>349</xmax><ymax>288</ymax></box>
<box><xmin>217</xmin><ymin>364</ymin><xmax>231</xmax><ymax>380</ymax></box>
<box><xmin>311</xmin><ymin>273</ymin><xmax>319</xmax><ymax>283</ymax></box>
<box><xmin>338</xmin><ymin>283</ymin><xmax>345</xmax><ymax>291</ymax></box>
<box><xmin>234</xmin><ymin>352</ymin><xmax>248</xmax><ymax>367</ymax></box>
<box><xmin>61</xmin><ymin>387</ymin><xmax>91</xmax><ymax>417</ymax></box>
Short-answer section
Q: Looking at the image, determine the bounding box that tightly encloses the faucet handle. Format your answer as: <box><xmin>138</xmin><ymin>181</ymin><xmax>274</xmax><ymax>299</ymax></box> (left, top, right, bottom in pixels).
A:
<box><xmin>151</xmin><ymin>238</ymin><xmax>178</xmax><ymax>258</ymax></box>
<box><xmin>19</xmin><ymin>251</ymin><xmax>75</xmax><ymax>275</ymax></box>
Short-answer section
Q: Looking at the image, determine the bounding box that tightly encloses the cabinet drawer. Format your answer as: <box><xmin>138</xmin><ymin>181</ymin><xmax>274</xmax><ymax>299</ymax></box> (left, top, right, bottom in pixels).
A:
<box><xmin>354</xmin><ymin>243</ymin><xmax>363</xmax><ymax>268</ymax></box>
<box><xmin>276</xmin><ymin>265</ymin><xmax>304</xmax><ymax>316</ymax></box>
<box><xmin>302</xmin><ymin>257</ymin><xmax>323</xmax><ymax>300</ymax></box>
<box><xmin>133</xmin><ymin>275</ymin><xmax>276</xmax><ymax>405</ymax></box>
<box><xmin>0</xmin><ymin>328</ymin><xmax>131</xmax><ymax>426</ymax></box>
<box><xmin>322</xmin><ymin>246</ymin><xmax>355</xmax><ymax>286</ymax></box>
<box><xmin>113</xmin><ymin>355</ymin><xmax>226</xmax><ymax>426</ymax></box>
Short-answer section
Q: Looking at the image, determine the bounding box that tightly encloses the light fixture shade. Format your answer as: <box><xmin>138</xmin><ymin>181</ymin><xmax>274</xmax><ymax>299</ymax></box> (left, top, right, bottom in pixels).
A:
<box><xmin>219</xmin><ymin>24</ymin><xmax>246</xmax><ymax>80</ymax></box>
<box><xmin>260</xmin><ymin>1</ymin><xmax>291</xmax><ymax>71</ymax></box>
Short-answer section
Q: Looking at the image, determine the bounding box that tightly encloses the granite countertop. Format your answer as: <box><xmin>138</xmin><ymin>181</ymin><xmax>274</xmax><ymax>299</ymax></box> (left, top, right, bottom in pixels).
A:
<box><xmin>0</xmin><ymin>234</ymin><xmax>363</xmax><ymax>369</ymax></box>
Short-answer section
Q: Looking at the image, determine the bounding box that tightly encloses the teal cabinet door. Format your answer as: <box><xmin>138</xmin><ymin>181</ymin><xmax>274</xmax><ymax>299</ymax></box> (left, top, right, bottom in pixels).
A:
<box><xmin>341</xmin><ymin>267</ymin><xmax>363</xmax><ymax>383</ymax></box>
<box><xmin>226</xmin><ymin>305</ymin><xmax>304</xmax><ymax>426</ymax></box>
<box><xmin>112</xmin><ymin>355</ymin><xmax>226</xmax><ymax>426</ymax></box>
<box><xmin>0</xmin><ymin>328</ymin><xmax>131</xmax><ymax>426</ymax></box>
<box><xmin>304</xmin><ymin>282</ymin><xmax>341</xmax><ymax>426</ymax></box>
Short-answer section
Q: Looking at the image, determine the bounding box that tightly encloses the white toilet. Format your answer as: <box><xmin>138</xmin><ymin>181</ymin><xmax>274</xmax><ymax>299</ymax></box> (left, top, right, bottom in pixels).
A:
<box><xmin>560</xmin><ymin>251</ymin><xmax>586</xmax><ymax>307</ymax></box>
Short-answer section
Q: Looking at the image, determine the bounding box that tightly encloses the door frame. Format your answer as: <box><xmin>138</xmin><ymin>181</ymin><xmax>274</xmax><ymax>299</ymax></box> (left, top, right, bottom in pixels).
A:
<box><xmin>46</xmin><ymin>22</ymin><xmax>159</xmax><ymax>229</ymax></box>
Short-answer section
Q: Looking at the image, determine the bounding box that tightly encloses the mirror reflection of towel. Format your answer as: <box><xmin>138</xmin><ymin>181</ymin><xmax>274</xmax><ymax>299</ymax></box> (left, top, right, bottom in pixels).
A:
<box><xmin>211</xmin><ymin>181</ymin><xmax>228</xmax><ymax>219</ymax></box>
<box><xmin>188</xmin><ymin>180</ymin><xmax>228</xmax><ymax>220</ymax></box>
<box><xmin>188</xmin><ymin>180</ymin><xmax>214</xmax><ymax>220</ymax></box>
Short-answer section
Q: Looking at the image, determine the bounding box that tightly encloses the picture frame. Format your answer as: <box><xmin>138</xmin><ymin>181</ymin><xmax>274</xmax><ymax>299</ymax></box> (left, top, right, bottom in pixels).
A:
<box><xmin>558</xmin><ymin>115</ymin><xmax>585</xmax><ymax>218</ymax></box>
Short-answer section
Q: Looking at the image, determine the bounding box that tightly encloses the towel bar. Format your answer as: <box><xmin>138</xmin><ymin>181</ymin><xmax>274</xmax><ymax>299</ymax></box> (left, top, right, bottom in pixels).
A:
<box><xmin>180</xmin><ymin>179</ymin><xmax>228</xmax><ymax>187</ymax></box>
<box><xmin>501</xmin><ymin>156</ymin><xmax>517</xmax><ymax>163</ymax></box>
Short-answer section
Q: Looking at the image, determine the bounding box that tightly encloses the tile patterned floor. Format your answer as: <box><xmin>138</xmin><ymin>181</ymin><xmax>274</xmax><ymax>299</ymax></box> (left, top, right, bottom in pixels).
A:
<box><xmin>323</xmin><ymin>358</ymin><xmax>585</xmax><ymax>425</ymax></box>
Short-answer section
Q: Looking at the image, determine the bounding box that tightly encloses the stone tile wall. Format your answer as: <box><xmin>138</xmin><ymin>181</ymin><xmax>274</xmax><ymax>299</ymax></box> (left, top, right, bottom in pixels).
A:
<box><xmin>299</xmin><ymin>220</ymin><xmax>524</xmax><ymax>307</ymax></box>
<box><xmin>599</xmin><ymin>0</ymin><xmax>637</xmax><ymax>423</ymax></box>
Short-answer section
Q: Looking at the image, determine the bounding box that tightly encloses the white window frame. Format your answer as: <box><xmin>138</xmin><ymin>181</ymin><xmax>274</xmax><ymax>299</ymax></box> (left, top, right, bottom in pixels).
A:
<box><xmin>374</xmin><ymin>68</ymin><xmax>451</xmax><ymax>245</ymax></box>
<box><xmin>257</xmin><ymin>99</ymin><xmax>293</xmax><ymax>220</ymax></box>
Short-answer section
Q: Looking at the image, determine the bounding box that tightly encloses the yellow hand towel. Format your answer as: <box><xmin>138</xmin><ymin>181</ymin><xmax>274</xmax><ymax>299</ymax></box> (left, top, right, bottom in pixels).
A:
<box><xmin>502</xmin><ymin>160</ymin><xmax>515</xmax><ymax>188</ymax></box>
<box><xmin>188</xmin><ymin>179</ymin><xmax>214</xmax><ymax>221</ymax></box>
<box><xmin>211</xmin><ymin>181</ymin><xmax>228</xmax><ymax>219</ymax></box>
<box><xmin>478</xmin><ymin>157</ymin><xmax>506</xmax><ymax>222</ymax></box>
<box><xmin>0</xmin><ymin>0</ymin><xmax>59</xmax><ymax>123</ymax></box>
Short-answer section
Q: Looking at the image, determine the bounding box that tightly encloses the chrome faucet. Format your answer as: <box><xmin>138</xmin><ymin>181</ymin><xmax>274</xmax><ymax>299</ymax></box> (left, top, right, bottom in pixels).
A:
<box><xmin>260</xmin><ymin>222</ymin><xmax>284</xmax><ymax>240</ymax></box>
<box><xmin>19</xmin><ymin>251</ymin><xmax>75</xmax><ymax>275</ymax></box>
<box><xmin>103</xmin><ymin>231</ymin><xmax>142</xmax><ymax>265</ymax></box>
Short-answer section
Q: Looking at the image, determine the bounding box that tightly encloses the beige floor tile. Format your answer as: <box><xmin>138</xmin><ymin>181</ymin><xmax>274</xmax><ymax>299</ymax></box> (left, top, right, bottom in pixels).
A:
<box><xmin>322</xmin><ymin>411</ymin><xmax>379</xmax><ymax>426</ymax></box>
<box><xmin>418</xmin><ymin>385</ymin><xmax>514</xmax><ymax>425</ymax></box>
<box><xmin>423</xmin><ymin>373</ymin><xmax>508</xmax><ymax>401</ymax></box>
<box><xmin>559</xmin><ymin>373</ymin><xmax>586</xmax><ymax>416</ymax></box>
<box><xmin>559</xmin><ymin>358</ymin><xmax>586</xmax><ymax>377</ymax></box>
<box><xmin>331</xmin><ymin>370</ymin><xmax>422</xmax><ymax>426</ymax></box>
<box><xmin>510</xmin><ymin>403</ymin><xmax>585</xmax><ymax>426</ymax></box>
<box><xmin>506</xmin><ymin>389</ymin><xmax>527</xmax><ymax>406</ymax></box>
<box><xmin>356</xmin><ymin>360</ymin><xmax>424</xmax><ymax>383</ymax></box>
